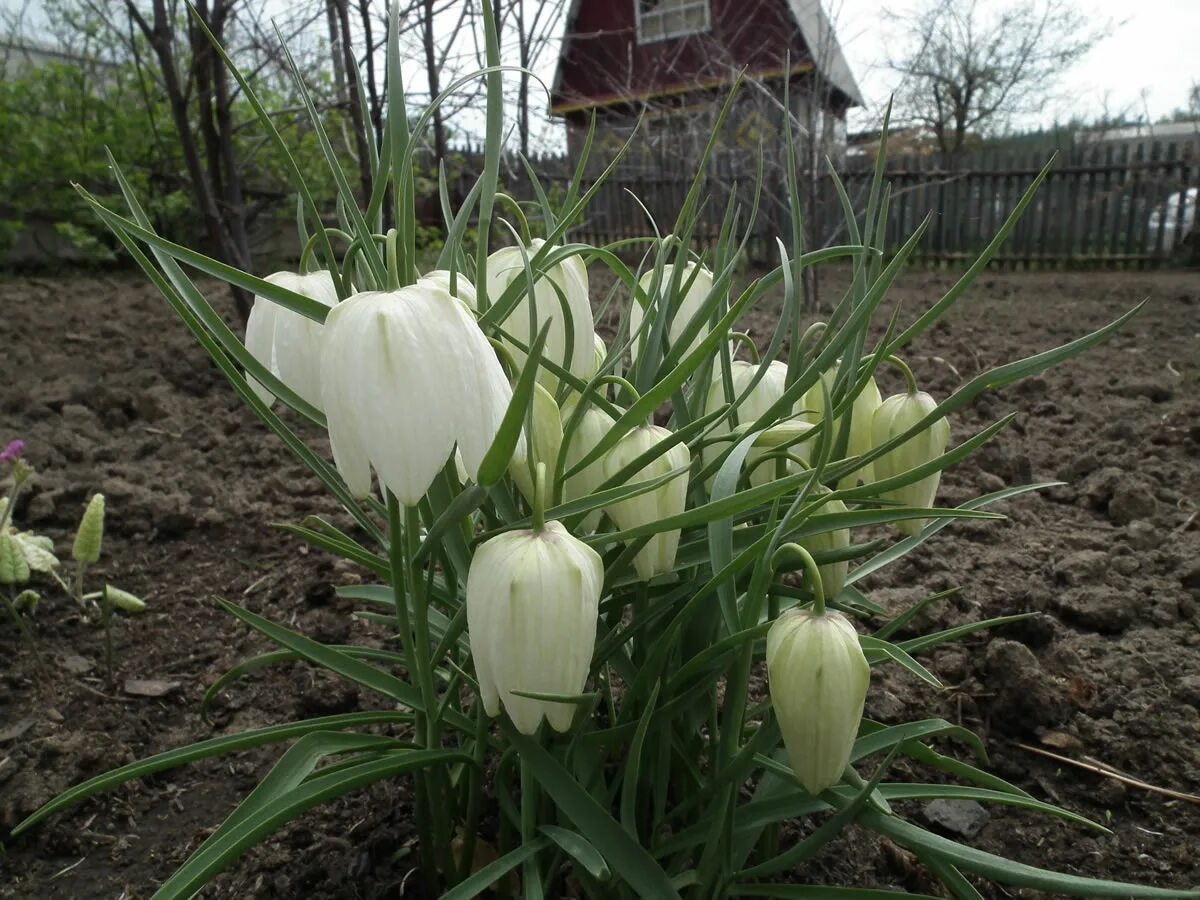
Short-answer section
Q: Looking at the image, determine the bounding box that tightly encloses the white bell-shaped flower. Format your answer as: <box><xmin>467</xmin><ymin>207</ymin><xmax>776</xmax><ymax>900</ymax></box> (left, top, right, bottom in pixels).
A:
<box><xmin>630</xmin><ymin>262</ymin><xmax>715</xmax><ymax>364</ymax></box>
<box><xmin>560</xmin><ymin>397</ymin><xmax>618</xmax><ymax>532</ymax></box>
<box><xmin>870</xmin><ymin>390</ymin><xmax>951</xmax><ymax>536</ymax></box>
<box><xmin>320</xmin><ymin>283</ymin><xmax>517</xmax><ymax>505</ymax></box>
<box><xmin>603</xmin><ymin>425</ymin><xmax>690</xmax><ymax>581</ymax></box>
<box><xmin>467</xmin><ymin>520</ymin><xmax>604</xmax><ymax>734</ymax></box>
<box><xmin>419</xmin><ymin>269</ymin><xmax>478</xmax><ymax>309</ymax></box>
<box><xmin>245</xmin><ymin>270</ymin><xmax>339</xmax><ymax>410</ymax></box>
<box><xmin>702</xmin><ymin>360</ymin><xmax>790</xmax><ymax>486</ymax></box>
<box><xmin>745</xmin><ymin>419</ymin><xmax>815</xmax><ymax>488</ymax></box>
<box><xmin>798</xmin><ymin>489</ymin><xmax>851</xmax><ymax>599</ymax></box>
<box><xmin>510</xmin><ymin>383</ymin><xmax>563</xmax><ymax>503</ymax></box>
<box><xmin>486</xmin><ymin>240</ymin><xmax>592</xmax><ymax>388</ymax></box>
<box><xmin>767</xmin><ymin>607</ymin><xmax>870</xmax><ymax>795</ymax></box>
<box><xmin>801</xmin><ymin>369</ymin><xmax>882</xmax><ymax>489</ymax></box>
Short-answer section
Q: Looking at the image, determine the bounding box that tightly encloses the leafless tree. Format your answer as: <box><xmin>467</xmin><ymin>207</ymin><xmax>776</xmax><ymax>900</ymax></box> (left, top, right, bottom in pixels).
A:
<box><xmin>885</xmin><ymin>0</ymin><xmax>1110</xmax><ymax>155</ymax></box>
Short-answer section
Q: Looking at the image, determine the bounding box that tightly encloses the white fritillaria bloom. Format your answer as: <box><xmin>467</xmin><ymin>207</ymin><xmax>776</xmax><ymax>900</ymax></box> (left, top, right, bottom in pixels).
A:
<box><xmin>245</xmin><ymin>270</ymin><xmax>339</xmax><ymax>410</ymax></box>
<box><xmin>801</xmin><ymin>369</ymin><xmax>882</xmax><ymax>489</ymax></box>
<box><xmin>870</xmin><ymin>390</ymin><xmax>951</xmax><ymax>536</ymax></box>
<box><xmin>509</xmin><ymin>383</ymin><xmax>563</xmax><ymax>503</ymax></box>
<box><xmin>466</xmin><ymin>521</ymin><xmax>604</xmax><ymax>734</ymax></box>
<box><xmin>486</xmin><ymin>240</ymin><xmax>592</xmax><ymax>388</ymax></box>
<box><xmin>767</xmin><ymin>608</ymin><xmax>870</xmax><ymax>795</ymax></box>
<box><xmin>320</xmin><ymin>282</ymin><xmax>517</xmax><ymax>505</ymax></box>
<box><xmin>560</xmin><ymin>397</ymin><xmax>618</xmax><ymax>533</ymax></box>
<box><xmin>745</xmin><ymin>419</ymin><xmax>815</xmax><ymax>488</ymax></box>
<box><xmin>603</xmin><ymin>425</ymin><xmax>690</xmax><ymax>581</ymax></box>
<box><xmin>630</xmin><ymin>262</ymin><xmax>715</xmax><ymax>365</ymax></box>
<box><xmin>419</xmin><ymin>269</ymin><xmax>478</xmax><ymax>309</ymax></box>
<box><xmin>798</xmin><ymin>489</ymin><xmax>851</xmax><ymax>599</ymax></box>
<box><xmin>702</xmin><ymin>360</ymin><xmax>790</xmax><ymax>485</ymax></box>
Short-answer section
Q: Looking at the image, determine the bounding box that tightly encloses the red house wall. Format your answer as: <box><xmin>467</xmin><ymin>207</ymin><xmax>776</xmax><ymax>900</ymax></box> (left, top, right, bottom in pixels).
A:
<box><xmin>552</xmin><ymin>0</ymin><xmax>814</xmax><ymax>116</ymax></box>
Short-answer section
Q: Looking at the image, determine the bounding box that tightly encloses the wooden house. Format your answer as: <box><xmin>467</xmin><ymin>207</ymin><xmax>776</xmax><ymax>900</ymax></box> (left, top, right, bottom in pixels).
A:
<box><xmin>548</xmin><ymin>0</ymin><xmax>864</xmax><ymax>169</ymax></box>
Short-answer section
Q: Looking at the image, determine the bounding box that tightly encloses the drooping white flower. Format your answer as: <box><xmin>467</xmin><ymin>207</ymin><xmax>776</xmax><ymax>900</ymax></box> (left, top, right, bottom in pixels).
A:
<box><xmin>745</xmin><ymin>419</ymin><xmax>815</xmax><ymax>488</ymax></box>
<box><xmin>467</xmin><ymin>521</ymin><xmax>604</xmax><ymax>734</ymax></box>
<box><xmin>630</xmin><ymin>262</ymin><xmax>715</xmax><ymax>364</ymax></box>
<box><xmin>509</xmin><ymin>383</ymin><xmax>563</xmax><ymax>503</ymax></box>
<box><xmin>419</xmin><ymin>269</ymin><xmax>478</xmax><ymax>309</ymax></box>
<box><xmin>245</xmin><ymin>270</ymin><xmax>339</xmax><ymax>410</ymax></box>
<box><xmin>603</xmin><ymin>425</ymin><xmax>690</xmax><ymax>581</ymax></box>
<box><xmin>801</xmin><ymin>369</ymin><xmax>882</xmax><ymax>489</ymax></box>
<box><xmin>702</xmin><ymin>360</ymin><xmax>790</xmax><ymax>486</ymax></box>
<box><xmin>767</xmin><ymin>608</ymin><xmax>870</xmax><ymax>795</ymax></box>
<box><xmin>320</xmin><ymin>283</ymin><xmax>517</xmax><ymax>505</ymax></box>
<box><xmin>560</xmin><ymin>397</ymin><xmax>618</xmax><ymax>532</ymax></box>
<box><xmin>486</xmin><ymin>240</ymin><xmax>592</xmax><ymax>388</ymax></box>
<box><xmin>798</xmin><ymin>489</ymin><xmax>851</xmax><ymax>599</ymax></box>
<box><xmin>870</xmin><ymin>390</ymin><xmax>951</xmax><ymax>536</ymax></box>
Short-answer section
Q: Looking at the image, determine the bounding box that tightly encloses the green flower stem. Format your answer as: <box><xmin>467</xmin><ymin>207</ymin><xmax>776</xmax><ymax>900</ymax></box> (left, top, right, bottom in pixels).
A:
<box><xmin>101</xmin><ymin>585</ymin><xmax>115</xmax><ymax>690</ymax></box>
<box><xmin>386</xmin><ymin>494</ymin><xmax>438</xmax><ymax>887</ymax></box>
<box><xmin>0</xmin><ymin>478</ymin><xmax>23</xmax><ymax>534</ymax></box>
<box><xmin>456</xmin><ymin>701</ymin><xmax>490</xmax><ymax>882</ymax></box>
<box><xmin>4</xmin><ymin>590</ymin><xmax>43</xmax><ymax>673</ymax></box>
<box><xmin>771</xmin><ymin>542</ymin><xmax>826</xmax><ymax>615</ymax></box>
<box><xmin>729</xmin><ymin>331</ymin><xmax>760</xmax><ymax>363</ymax></box>
<box><xmin>520</xmin><ymin>750</ymin><xmax>542</xmax><ymax>895</ymax></box>
<box><xmin>73</xmin><ymin>562</ymin><xmax>87</xmax><ymax>610</ymax></box>
<box><xmin>531</xmin><ymin>462</ymin><xmax>547</xmax><ymax>533</ymax></box>
<box><xmin>595</xmin><ymin>374</ymin><xmax>642</xmax><ymax>417</ymax></box>
<box><xmin>486</xmin><ymin>337</ymin><xmax>523</xmax><ymax>380</ymax></box>
<box><xmin>494</xmin><ymin>193</ymin><xmax>532</xmax><ymax>246</ymax></box>
<box><xmin>385</xmin><ymin>228</ymin><xmax>401</xmax><ymax>291</ymax></box>
<box><xmin>886</xmin><ymin>354</ymin><xmax>919</xmax><ymax>394</ymax></box>
<box><xmin>298</xmin><ymin>227</ymin><xmax>353</xmax><ymax>275</ymax></box>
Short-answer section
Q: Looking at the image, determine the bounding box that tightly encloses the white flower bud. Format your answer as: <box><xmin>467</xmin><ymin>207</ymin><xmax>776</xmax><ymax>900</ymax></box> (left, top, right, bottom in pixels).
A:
<box><xmin>591</xmin><ymin>332</ymin><xmax>607</xmax><ymax>377</ymax></box>
<box><xmin>630</xmin><ymin>262</ymin><xmax>715</xmax><ymax>364</ymax></box>
<box><xmin>466</xmin><ymin>521</ymin><xmax>603</xmax><ymax>734</ymax></box>
<box><xmin>486</xmin><ymin>240</ymin><xmax>592</xmax><ymax>389</ymax></box>
<box><xmin>798</xmin><ymin>490</ymin><xmax>851</xmax><ymax>599</ymax></box>
<box><xmin>510</xmin><ymin>383</ymin><xmax>564</xmax><ymax>503</ymax></box>
<box><xmin>702</xmin><ymin>360</ymin><xmax>790</xmax><ymax>487</ymax></box>
<box><xmin>870</xmin><ymin>391</ymin><xmax>951</xmax><ymax>536</ymax></box>
<box><xmin>320</xmin><ymin>284</ymin><xmax>519</xmax><ymax>504</ymax></box>
<box><xmin>560</xmin><ymin>397</ymin><xmax>618</xmax><ymax>532</ymax></box>
<box><xmin>746</xmin><ymin>419</ymin><xmax>815</xmax><ymax>487</ymax></box>
<box><xmin>245</xmin><ymin>270</ymin><xmax>339</xmax><ymax>411</ymax></box>
<box><xmin>801</xmin><ymin>370</ymin><xmax>882</xmax><ymax>489</ymax></box>
<box><xmin>767</xmin><ymin>608</ymin><xmax>870</xmax><ymax>795</ymax></box>
<box><xmin>603</xmin><ymin>425</ymin><xmax>690</xmax><ymax>581</ymax></box>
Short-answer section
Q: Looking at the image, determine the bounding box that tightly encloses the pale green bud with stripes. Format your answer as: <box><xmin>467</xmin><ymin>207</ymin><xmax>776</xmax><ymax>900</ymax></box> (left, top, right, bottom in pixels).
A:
<box><xmin>72</xmin><ymin>493</ymin><xmax>105</xmax><ymax>565</ymax></box>
<box><xmin>870</xmin><ymin>390</ymin><xmax>951</xmax><ymax>536</ymax></box>
<box><xmin>767</xmin><ymin>607</ymin><xmax>870</xmax><ymax>795</ymax></box>
<box><xmin>560</xmin><ymin>397</ymin><xmax>618</xmax><ymax>533</ymax></box>
<box><xmin>510</xmin><ymin>383</ymin><xmax>564</xmax><ymax>504</ymax></box>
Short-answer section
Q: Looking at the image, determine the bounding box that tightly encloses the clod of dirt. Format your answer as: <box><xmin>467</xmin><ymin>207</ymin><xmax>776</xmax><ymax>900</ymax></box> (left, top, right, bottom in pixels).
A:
<box><xmin>1107</xmin><ymin>477</ymin><xmax>1159</xmax><ymax>525</ymax></box>
<box><xmin>1053</xmin><ymin>550</ymin><xmax>1108</xmax><ymax>586</ymax></box>
<box><xmin>983</xmin><ymin>639</ymin><xmax>1073</xmax><ymax>733</ymax></box>
<box><xmin>59</xmin><ymin>653</ymin><xmax>94</xmax><ymax>675</ymax></box>
<box><xmin>1126</xmin><ymin>520</ymin><xmax>1158</xmax><ymax>551</ymax></box>
<box><xmin>1077</xmin><ymin>466</ymin><xmax>1125</xmax><ymax>510</ymax></box>
<box><xmin>1048</xmin><ymin>587</ymin><xmax>1134</xmax><ymax>634</ymax></box>
<box><xmin>1113</xmin><ymin>379</ymin><xmax>1175</xmax><ymax>403</ymax></box>
<box><xmin>922</xmin><ymin>799</ymin><xmax>990</xmax><ymax>839</ymax></box>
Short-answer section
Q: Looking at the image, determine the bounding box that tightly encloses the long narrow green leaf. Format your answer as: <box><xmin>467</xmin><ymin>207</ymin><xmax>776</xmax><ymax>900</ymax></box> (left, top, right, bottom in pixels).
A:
<box><xmin>11</xmin><ymin>711</ymin><xmax>409</xmax><ymax>836</ymax></box>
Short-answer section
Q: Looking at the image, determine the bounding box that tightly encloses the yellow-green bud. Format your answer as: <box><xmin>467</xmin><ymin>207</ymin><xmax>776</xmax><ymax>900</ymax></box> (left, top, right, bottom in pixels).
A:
<box><xmin>72</xmin><ymin>494</ymin><xmax>106</xmax><ymax>564</ymax></box>
<box><xmin>746</xmin><ymin>419</ymin><xmax>815</xmax><ymax>487</ymax></box>
<box><xmin>466</xmin><ymin>521</ymin><xmax>603</xmax><ymax>734</ymax></box>
<box><xmin>105</xmin><ymin>585</ymin><xmax>146</xmax><ymax>614</ymax></box>
<box><xmin>14</xmin><ymin>589</ymin><xmax>40</xmax><ymax>614</ymax></box>
<box><xmin>603</xmin><ymin>425</ymin><xmax>690</xmax><ymax>581</ymax></box>
<box><xmin>0</xmin><ymin>531</ymin><xmax>30</xmax><ymax>585</ymax></box>
<box><xmin>798</xmin><ymin>490</ymin><xmax>851</xmax><ymax>599</ymax></box>
<box><xmin>767</xmin><ymin>608</ymin><xmax>870</xmax><ymax>795</ymax></box>
<box><xmin>510</xmin><ymin>383</ymin><xmax>564</xmax><ymax>504</ymax></box>
<box><xmin>560</xmin><ymin>397</ymin><xmax>618</xmax><ymax>533</ymax></box>
<box><xmin>870</xmin><ymin>391</ymin><xmax>951</xmax><ymax>536</ymax></box>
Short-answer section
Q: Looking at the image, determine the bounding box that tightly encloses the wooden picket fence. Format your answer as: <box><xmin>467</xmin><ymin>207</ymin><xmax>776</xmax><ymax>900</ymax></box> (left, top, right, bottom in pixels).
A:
<box><xmin>463</xmin><ymin>140</ymin><xmax>1200</xmax><ymax>268</ymax></box>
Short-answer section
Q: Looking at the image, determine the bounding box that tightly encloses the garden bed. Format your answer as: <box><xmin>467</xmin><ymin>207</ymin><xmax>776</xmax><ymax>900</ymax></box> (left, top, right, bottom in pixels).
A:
<box><xmin>1</xmin><ymin>267</ymin><xmax>1197</xmax><ymax>898</ymax></box>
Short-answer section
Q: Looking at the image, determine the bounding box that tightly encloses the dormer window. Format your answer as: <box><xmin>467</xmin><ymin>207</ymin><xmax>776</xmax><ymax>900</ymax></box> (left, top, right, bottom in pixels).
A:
<box><xmin>635</xmin><ymin>0</ymin><xmax>711</xmax><ymax>44</ymax></box>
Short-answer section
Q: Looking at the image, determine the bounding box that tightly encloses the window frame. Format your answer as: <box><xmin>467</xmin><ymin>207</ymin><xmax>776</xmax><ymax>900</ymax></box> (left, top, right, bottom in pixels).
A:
<box><xmin>633</xmin><ymin>0</ymin><xmax>712</xmax><ymax>45</ymax></box>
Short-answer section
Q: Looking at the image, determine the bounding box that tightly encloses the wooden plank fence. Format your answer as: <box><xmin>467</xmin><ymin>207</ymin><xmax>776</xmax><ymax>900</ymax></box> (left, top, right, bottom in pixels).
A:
<box><xmin>462</xmin><ymin>142</ymin><xmax>1200</xmax><ymax>268</ymax></box>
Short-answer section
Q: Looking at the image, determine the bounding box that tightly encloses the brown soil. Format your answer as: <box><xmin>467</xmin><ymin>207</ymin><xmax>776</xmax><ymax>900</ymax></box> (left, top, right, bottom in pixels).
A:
<box><xmin>0</xmin><ymin>268</ymin><xmax>1198</xmax><ymax>899</ymax></box>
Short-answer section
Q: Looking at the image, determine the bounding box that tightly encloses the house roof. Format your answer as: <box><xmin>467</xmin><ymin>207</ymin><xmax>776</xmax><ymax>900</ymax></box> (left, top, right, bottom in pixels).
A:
<box><xmin>550</xmin><ymin>0</ymin><xmax>864</xmax><ymax>115</ymax></box>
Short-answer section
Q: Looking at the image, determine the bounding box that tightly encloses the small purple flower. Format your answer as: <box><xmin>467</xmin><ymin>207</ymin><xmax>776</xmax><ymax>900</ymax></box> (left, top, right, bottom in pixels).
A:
<box><xmin>0</xmin><ymin>440</ymin><xmax>25</xmax><ymax>464</ymax></box>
